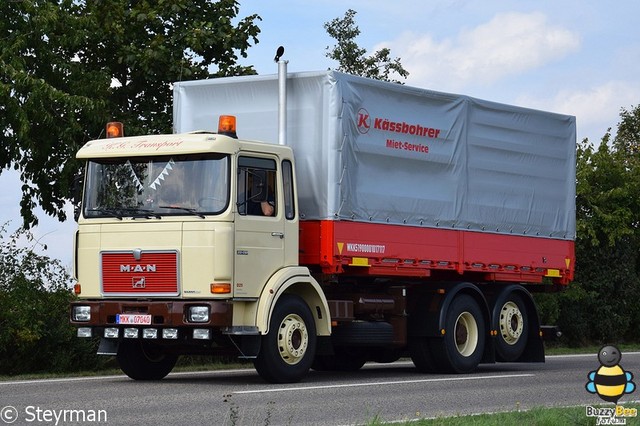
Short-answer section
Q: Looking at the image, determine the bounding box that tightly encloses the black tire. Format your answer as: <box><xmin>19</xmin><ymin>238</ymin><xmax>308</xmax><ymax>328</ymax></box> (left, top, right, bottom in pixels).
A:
<box><xmin>312</xmin><ymin>347</ymin><xmax>367</xmax><ymax>372</ymax></box>
<box><xmin>495</xmin><ymin>293</ymin><xmax>529</xmax><ymax>362</ymax></box>
<box><xmin>370</xmin><ymin>348</ymin><xmax>402</xmax><ymax>364</ymax></box>
<box><xmin>429</xmin><ymin>294</ymin><xmax>486</xmax><ymax>373</ymax></box>
<box><xmin>409</xmin><ymin>335</ymin><xmax>437</xmax><ymax>373</ymax></box>
<box><xmin>254</xmin><ymin>294</ymin><xmax>317</xmax><ymax>383</ymax></box>
<box><xmin>117</xmin><ymin>340</ymin><xmax>178</xmax><ymax>380</ymax></box>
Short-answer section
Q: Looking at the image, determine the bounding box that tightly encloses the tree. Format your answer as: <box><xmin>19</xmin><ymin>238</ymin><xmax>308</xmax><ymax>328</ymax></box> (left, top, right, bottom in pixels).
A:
<box><xmin>551</xmin><ymin>104</ymin><xmax>640</xmax><ymax>345</ymax></box>
<box><xmin>0</xmin><ymin>0</ymin><xmax>261</xmax><ymax>227</ymax></box>
<box><xmin>614</xmin><ymin>105</ymin><xmax>640</xmax><ymax>160</ymax></box>
<box><xmin>324</xmin><ymin>9</ymin><xmax>408</xmax><ymax>83</ymax></box>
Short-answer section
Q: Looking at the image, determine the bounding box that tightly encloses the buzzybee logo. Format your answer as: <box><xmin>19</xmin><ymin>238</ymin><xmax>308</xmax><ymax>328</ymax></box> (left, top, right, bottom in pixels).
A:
<box><xmin>586</xmin><ymin>345</ymin><xmax>635</xmax><ymax>403</ymax></box>
<box><xmin>585</xmin><ymin>345</ymin><xmax>637</xmax><ymax>425</ymax></box>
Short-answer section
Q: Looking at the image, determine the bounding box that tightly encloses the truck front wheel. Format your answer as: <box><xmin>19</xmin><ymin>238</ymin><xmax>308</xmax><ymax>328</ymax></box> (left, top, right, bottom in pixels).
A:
<box><xmin>254</xmin><ymin>294</ymin><xmax>317</xmax><ymax>383</ymax></box>
<box><xmin>116</xmin><ymin>340</ymin><xmax>178</xmax><ymax>380</ymax></box>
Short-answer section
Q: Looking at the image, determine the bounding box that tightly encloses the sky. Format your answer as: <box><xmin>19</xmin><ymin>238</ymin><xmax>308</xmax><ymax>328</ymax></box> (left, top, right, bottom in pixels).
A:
<box><xmin>1</xmin><ymin>0</ymin><xmax>639</xmax><ymax>268</ymax></box>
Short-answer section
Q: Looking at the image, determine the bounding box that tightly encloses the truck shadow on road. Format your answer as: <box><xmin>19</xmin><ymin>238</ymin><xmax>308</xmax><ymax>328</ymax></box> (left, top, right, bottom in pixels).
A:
<box><xmin>113</xmin><ymin>361</ymin><xmax>549</xmax><ymax>387</ymax></box>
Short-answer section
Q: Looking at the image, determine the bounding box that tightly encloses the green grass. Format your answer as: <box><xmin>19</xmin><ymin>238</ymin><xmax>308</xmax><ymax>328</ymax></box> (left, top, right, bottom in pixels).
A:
<box><xmin>0</xmin><ymin>356</ymin><xmax>252</xmax><ymax>382</ymax></box>
<box><xmin>368</xmin><ymin>404</ymin><xmax>640</xmax><ymax>425</ymax></box>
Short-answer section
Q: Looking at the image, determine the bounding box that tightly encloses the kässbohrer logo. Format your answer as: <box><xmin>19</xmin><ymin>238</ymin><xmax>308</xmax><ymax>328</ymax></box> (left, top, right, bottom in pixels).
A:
<box><xmin>356</xmin><ymin>107</ymin><xmax>442</xmax><ymax>139</ymax></box>
<box><xmin>357</xmin><ymin>108</ymin><xmax>371</xmax><ymax>134</ymax></box>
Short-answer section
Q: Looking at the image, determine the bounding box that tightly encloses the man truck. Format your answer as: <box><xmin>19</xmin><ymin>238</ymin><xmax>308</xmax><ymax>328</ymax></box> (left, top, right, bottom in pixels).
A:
<box><xmin>70</xmin><ymin>69</ymin><xmax>575</xmax><ymax>383</ymax></box>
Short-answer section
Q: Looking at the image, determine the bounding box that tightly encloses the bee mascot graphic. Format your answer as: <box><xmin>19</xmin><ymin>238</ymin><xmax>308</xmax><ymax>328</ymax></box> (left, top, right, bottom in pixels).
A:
<box><xmin>586</xmin><ymin>345</ymin><xmax>636</xmax><ymax>403</ymax></box>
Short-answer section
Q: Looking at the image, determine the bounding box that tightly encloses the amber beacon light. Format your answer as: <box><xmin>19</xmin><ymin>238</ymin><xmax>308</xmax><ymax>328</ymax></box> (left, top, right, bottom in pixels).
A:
<box><xmin>217</xmin><ymin>115</ymin><xmax>238</xmax><ymax>138</ymax></box>
<box><xmin>106</xmin><ymin>122</ymin><xmax>124</xmax><ymax>138</ymax></box>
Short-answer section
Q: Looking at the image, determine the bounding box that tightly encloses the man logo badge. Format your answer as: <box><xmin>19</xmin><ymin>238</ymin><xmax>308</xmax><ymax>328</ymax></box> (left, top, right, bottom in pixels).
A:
<box><xmin>132</xmin><ymin>277</ymin><xmax>146</xmax><ymax>288</ymax></box>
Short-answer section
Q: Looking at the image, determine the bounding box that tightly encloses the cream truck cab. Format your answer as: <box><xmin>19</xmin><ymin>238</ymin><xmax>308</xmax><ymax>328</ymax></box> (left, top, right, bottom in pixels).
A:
<box><xmin>70</xmin><ymin>117</ymin><xmax>330</xmax><ymax>383</ymax></box>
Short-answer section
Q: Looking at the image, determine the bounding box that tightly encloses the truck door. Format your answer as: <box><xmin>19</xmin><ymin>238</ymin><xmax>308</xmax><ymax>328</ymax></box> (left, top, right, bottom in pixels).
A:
<box><xmin>234</xmin><ymin>156</ymin><xmax>285</xmax><ymax>298</ymax></box>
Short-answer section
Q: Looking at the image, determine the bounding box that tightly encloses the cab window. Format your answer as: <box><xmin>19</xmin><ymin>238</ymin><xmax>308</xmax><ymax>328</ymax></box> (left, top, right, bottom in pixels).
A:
<box><xmin>282</xmin><ymin>160</ymin><xmax>295</xmax><ymax>220</ymax></box>
<box><xmin>237</xmin><ymin>156</ymin><xmax>277</xmax><ymax>217</ymax></box>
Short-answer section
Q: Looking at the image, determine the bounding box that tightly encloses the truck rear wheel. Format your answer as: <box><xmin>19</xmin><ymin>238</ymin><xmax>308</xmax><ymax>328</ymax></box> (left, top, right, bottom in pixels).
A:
<box><xmin>312</xmin><ymin>347</ymin><xmax>367</xmax><ymax>372</ymax></box>
<box><xmin>429</xmin><ymin>294</ymin><xmax>486</xmax><ymax>373</ymax></box>
<box><xmin>409</xmin><ymin>336</ymin><xmax>437</xmax><ymax>373</ymax></box>
<box><xmin>254</xmin><ymin>294</ymin><xmax>317</xmax><ymax>383</ymax></box>
<box><xmin>495</xmin><ymin>293</ymin><xmax>529</xmax><ymax>362</ymax></box>
<box><xmin>116</xmin><ymin>340</ymin><xmax>178</xmax><ymax>380</ymax></box>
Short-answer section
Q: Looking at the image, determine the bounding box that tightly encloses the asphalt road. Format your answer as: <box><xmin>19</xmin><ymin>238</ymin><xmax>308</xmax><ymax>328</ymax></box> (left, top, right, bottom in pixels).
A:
<box><xmin>2</xmin><ymin>352</ymin><xmax>640</xmax><ymax>426</ymax></box>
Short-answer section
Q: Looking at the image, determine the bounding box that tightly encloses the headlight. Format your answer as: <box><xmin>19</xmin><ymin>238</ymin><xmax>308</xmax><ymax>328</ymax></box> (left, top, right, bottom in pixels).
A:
<box><xmin>193</xmin><ymin>329</ymin><xmax>211</xmax><ymax>340</ymax></box>
<box><xmin>124</xmin><ymin>328</ymin><xmax>139</xmax><ymax>339</ymax></box>
<box><xmin>104</xmin><ymin>328</ymin><xmax>119</xmax><ymax>338</ymax></box>
<box><xmin>188</xmin><ymin>306</ymin><xmax>210</xmax><ymax>323</ymax></box>
<box><xmin>72</xmin><ymin>306</ymin><xmax>91</xmax><ymax>322</ymax></box>
<box><xmin>77</xmin><ymin>328</ymin><xmax>92</xmax><ymax>338</ymax></box>
<box><xmin>162</xmin><ymin>328</ymin><xmax>178</xmax><ymax>339</ymax></box>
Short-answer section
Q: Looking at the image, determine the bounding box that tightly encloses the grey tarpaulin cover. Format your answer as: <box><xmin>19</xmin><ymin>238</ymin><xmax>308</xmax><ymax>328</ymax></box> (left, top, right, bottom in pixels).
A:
<box><xmin>173</xmin><ymin>71</ymin><xmax>576</xmax><ymax>240</ymax></box>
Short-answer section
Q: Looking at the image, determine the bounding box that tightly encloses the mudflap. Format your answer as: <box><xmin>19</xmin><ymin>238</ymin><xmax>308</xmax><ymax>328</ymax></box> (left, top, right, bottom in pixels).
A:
<box><xmin>516</xmin><ymin>312</ymin><xmax>545</xmax><ymax>362</ymax></box>
<box><xmin>235</xmin><ymin>334</ymin><xmax>261</xmax><ymax>359</ymax></box>
<box><xmin>97</xmin><ymin>338</ymin><xmax>119</xmax><ymax>356</ymax></box>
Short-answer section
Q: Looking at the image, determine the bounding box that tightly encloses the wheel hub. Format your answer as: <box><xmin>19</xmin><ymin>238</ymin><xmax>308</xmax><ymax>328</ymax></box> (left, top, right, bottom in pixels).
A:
<box><xmin>277</xmin><ymin>313</ymin><xmax>309</xmax><ymax>365</ymax></box>
<box><xmin>454</xmin><ymin>311</ymin><xmax>479</xmax><ymax>357</ymax></box>
<box><xmin>499</xmin><ymin>301</ymin><xmax>524</xmax><ymax>345</ymax></box>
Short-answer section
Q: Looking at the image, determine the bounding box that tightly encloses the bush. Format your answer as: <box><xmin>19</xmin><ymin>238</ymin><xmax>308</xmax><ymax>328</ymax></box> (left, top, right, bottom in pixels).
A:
<box><xmin>0</xmin><ymin>224</ymin><xmax>107</xmax><ymax>375</ymax></box>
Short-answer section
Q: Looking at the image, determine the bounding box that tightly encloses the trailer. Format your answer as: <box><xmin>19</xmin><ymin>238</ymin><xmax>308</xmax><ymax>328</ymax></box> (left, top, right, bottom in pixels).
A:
<box><xmin>70</xmin><ymin>70</ymin><xmax>575</xmax><ymax>383</ymax></box>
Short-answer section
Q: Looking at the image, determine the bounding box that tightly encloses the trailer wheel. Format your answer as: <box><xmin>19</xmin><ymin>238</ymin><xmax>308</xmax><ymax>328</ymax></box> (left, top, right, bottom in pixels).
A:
<box><xmin>116</xmin><ymin>340</ymin><xmax>178</xmax><ymax>380</ymax></box>
<box><xmin>254</xmin><ymin>294</ymin><xmax>317</xmax><ymax>383</ymax></box>
<box><xmin>430</xmin><ymin>294</ymin><xmax>486</xmax><ymax>373</ymax></box>
<box><xmin>495</xmin><ymin>293</ymin><xmax>529</xmax><ymax>362</ymax></box>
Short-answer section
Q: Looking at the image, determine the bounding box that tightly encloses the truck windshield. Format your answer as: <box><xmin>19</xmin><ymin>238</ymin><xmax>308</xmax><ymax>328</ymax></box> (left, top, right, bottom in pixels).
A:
<box><xmin>83</xmin><ymin>154</ymin><xmax>229</xmax><ymax>218</ymax></box>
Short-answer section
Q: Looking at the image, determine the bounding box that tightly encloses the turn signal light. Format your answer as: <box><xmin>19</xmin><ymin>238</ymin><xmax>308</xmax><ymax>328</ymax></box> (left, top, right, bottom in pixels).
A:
<box><xmin>74</xmin><ymin>283</ymin><xmax>82</xmax><ymax>295</ymax></box>
<box><xmin>211</xmin><ymin>283</ymin><xmax>232</xmax><ymax>294</ymax></box>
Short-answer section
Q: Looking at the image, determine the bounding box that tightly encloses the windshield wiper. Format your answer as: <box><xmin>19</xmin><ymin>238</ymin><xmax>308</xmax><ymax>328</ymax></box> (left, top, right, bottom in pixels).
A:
<box><xmin>119</xmin><ymin>208</ymin><xmax>162</xmax><ymax>219</ymax></box>
<box><xmin>88</xmin><ymin>207</ymin><xmax>123</xmax><ymax>220</ymax></box>
<box><xmin>158</xmin><ymin>206</ymin><xmax>205</xmax><ymax>219</ymax></box>
<box><xmin>88</xmin><ymin>207</ymin><xmax>162</xmax><ymax>219</ymax></box>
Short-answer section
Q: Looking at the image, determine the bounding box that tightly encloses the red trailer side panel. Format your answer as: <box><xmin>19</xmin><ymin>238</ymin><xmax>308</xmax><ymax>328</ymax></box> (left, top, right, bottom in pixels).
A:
<box><xmin>300</xmin><ymin>220</ymin><xmax>574</xmax><ymax>285</ymax></box>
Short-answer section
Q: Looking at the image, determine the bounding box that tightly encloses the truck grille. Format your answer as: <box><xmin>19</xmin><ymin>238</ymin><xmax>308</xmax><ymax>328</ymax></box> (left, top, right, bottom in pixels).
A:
<box><xmin>101</xmin><ymin>251</ymin><xmax>179</xmax><ymax>296</ymax></box>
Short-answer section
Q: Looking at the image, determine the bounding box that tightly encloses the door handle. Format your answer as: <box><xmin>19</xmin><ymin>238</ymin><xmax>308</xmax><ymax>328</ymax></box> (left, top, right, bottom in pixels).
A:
<box><xmin>271</xmin><ymin>232</ymin><xmax>285</xmax><ymax>239</ymax></box>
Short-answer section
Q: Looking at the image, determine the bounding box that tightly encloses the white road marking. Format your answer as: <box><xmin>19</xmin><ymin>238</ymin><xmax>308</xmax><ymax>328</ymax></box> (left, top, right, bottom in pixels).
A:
<box><xmin>234</xmin><ymin>373</ymin><xmax>535</xmax><ymax>394</ymax></box>
<box><xmin>1</xmin><ymin>351</ymin><xmax>638</xmax><ymax>387</ymax></box>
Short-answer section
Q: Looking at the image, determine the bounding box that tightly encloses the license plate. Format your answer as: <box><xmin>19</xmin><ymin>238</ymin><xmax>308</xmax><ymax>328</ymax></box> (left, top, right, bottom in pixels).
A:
<box><xmin>116</xmin><ymin>314</ymin><xmax>152</xmax><ymax>325</ymax></box>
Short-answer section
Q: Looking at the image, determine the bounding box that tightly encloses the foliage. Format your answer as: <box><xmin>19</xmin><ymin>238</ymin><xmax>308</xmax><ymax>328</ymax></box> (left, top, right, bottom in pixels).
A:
<box><xmin>0</xmin><ymin>0</ymin><xmax>261</xmax><ymax>227</ymax></box>
<box><xmin>324</xmin><ymin>9</ymin><xmax>409</xmax><ymax>83</ymax></box>
<box><xmin>554</xmin><ymin>105</ymin><xmax>640</xmax><ymax>345</ymax></box>
<box><xmin>390</xmin><ymin>404</ymin><xmax>640</xmax><ymax>425</ymax></box>
<box><xmin>0</xmin><ymin>224</ymin><xmax>105</xmax><ymax>374</ymax></box>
